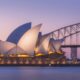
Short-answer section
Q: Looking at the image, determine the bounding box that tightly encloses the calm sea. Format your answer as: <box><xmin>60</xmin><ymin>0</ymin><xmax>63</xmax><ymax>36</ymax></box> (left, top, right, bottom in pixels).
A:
<box><xmin>0</xmin><ymin>67</ymin><xmax>80</xmax><ymax>80</ymax></box>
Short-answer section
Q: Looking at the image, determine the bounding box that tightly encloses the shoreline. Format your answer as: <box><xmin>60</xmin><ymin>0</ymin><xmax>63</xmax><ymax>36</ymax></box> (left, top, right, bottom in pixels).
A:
<box><xmin>0</xmin><ymin>64</ymin><xmax>80</xmax><ymax>67</ymax></box>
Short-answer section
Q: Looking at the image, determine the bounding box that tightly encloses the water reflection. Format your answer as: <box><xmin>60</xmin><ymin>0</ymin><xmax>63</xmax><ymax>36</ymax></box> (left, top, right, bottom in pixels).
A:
<box><xmin>19</xmin><ymin>67</ymin><xmax>80</xmax><ymax>80</ymax></box>
<box><xmin>0</xmin><ymin>67</ymin><xmax>80</xmax><ymax>80</ymax></box>
<box><xmin>0</xmin><ymin>67</ymin><xmax>21</xmax><ymax>80</ymax></box>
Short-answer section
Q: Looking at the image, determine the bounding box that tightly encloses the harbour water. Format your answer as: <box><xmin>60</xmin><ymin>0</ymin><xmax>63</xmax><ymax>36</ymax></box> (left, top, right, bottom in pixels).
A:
<box><xmin>0</xmin><ymin>67</ymin><xmax>80</xmax><ymax>80</ymax></box>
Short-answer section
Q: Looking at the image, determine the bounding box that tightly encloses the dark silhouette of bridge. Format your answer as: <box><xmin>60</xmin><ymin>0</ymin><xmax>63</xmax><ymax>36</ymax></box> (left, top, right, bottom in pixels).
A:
<box><xmin>44</xmin><ymin>23</ymin><xmax>80</xmax><ymax>60</ymax></box>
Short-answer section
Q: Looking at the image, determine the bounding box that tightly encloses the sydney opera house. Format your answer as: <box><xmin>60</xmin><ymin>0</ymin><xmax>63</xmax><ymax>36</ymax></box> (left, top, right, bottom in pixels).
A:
<box><xmin>0</xmin><ymin>22</ymin><xmax>66</xmax><ymax>65</ymax></box>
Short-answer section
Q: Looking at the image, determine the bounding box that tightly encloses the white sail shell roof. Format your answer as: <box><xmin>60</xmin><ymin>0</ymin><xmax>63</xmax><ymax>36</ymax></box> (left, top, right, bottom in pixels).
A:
<box><xmin>36</xmin><ymin>34</ymin><xmax>50</xmax><ymax>54</ymax></box>
<box><xmin>0</xmin><ymin>40</ymin><xmax>16</xmax><ymax>54</ymax></box>
<box><xmin>48</xmin><ymin>41</ymin><xmax>55</xmax><ymax>52</ymax></box>
<box><xmin>37</xmin><ymin>36</ymin><xmax>64</xmax><ymax>53</ymax></box>
<box><xmin>7</xmin><ymin>46</ymin><xmax>26</xmax><ymax>54</ymax></box>
<box><xmin>18</xmin><ymin>24</ymin><xmax>42</xmax><ymax>56</ymax></box>
<box><xmin>52</xmin><ymin>38</ymin><xmax>64</xmax><ymax>52</ymax></box>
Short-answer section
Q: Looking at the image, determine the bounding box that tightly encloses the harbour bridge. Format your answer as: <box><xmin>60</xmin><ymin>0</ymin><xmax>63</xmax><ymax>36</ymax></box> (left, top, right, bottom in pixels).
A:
<box><xmin>45</xmin><ymin>23</ymin><xmax>80</xmax><ymax>60</ymax></box>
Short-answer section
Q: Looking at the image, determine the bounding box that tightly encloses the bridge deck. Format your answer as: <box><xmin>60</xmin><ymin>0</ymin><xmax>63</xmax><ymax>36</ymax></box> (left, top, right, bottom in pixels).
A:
<box><xmin>61</xmin><ymin>45</ymin><xmax>80</xmax><ymax>48</ymax></box>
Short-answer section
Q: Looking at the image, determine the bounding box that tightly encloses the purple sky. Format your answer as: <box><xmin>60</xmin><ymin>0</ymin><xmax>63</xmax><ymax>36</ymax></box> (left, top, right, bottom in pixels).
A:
<box><xmin>0</xmin><ymin>0</ymin><xmax>80</xmax><ymax>40</ymax></box>
<box><xmin>0</xmin><ymin>0</ymin><xmax>80</xmax><ymax>58</ymax></box>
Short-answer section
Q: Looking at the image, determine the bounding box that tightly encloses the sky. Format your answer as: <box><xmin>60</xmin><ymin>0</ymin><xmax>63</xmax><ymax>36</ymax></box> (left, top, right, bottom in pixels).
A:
<box><xmin>0</xmin><ymin>0</ymin><xmax>80</xmax><ymax>58</ymax></box>
<box><xmin>0</xmin><ymin>0</ymin><xmax>80</xmax><ymax>41</ymax></box>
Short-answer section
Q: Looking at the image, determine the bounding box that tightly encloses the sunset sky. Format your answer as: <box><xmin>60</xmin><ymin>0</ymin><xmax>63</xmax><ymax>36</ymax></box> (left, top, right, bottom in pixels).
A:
<box><xmin>0</xmin><ymin>0</ymin><xmax>80</xmax><ymax>58</ymax></box>
<box><xmin>0</xmin><ymin>0</ymin><xmax>80</xmax><ymax>40</ymax></box>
